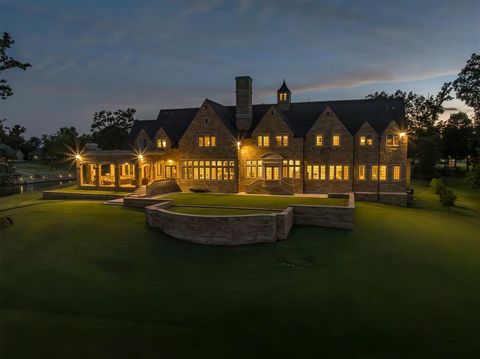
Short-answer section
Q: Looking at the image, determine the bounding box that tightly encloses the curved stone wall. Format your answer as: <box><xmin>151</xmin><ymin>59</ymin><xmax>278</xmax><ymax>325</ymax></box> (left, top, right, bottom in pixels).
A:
<box><xmin>146</xmin><ymin>201</ymin><xmax>293</xmax><ymax>245</ymax></box>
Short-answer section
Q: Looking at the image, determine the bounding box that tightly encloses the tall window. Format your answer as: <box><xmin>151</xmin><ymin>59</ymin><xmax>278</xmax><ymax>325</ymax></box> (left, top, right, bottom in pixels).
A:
<box><xmin>386</xmin><ymin>134</ymin><xmax>399</xmax><ymax>146</ymax></box>
<box><xmin>332</xmin><ymin>133</ymin><xmax>341</xmax><ymax>146</ymax></box>
<box><xmin>138</xmin><ymin>138</ymin><xmax>148</xmax><ymax>150</ymax></box>
<box><xmin>371</xmin><ymin>165</ymin><xmax>378</xmax><ymax>180</ymax></box>
<box><xmin>198</xmin><ymin>135</ymin><xmax>216</xmax><ymax>147</ymax></box>
<box><xmin>157</xmin><ymin>138</ymin><xmax>167</xmax><ymax>149</ymax></box>
<box><xmin>275</xmin><ymin>134</ymin><xmax>288</xmax><ymax>147</ymax></box>
<box><xmin>257</xmin><ymin>135</ymin><xmax>270</xmax><ymax>147</ymax></box>
<box><xmin>282</xmin><ymin>160</ymin><xmax>301</xmax><ymax>179</ymax></box>
<box><xmin>279</xmin><ymin>93</ymin><xmax>288</xmax><ymax>101</ymax></box>
<box><xmin>181</xmin><ymin>160</ymin><xmax>234</xmax><ymax>180</ymax></box>
<box><xmin>316</xmin><ymin>134</ymin><xmax>323</xmax><ymax>147</ymax></box>
<box><xmin>246</xmin><ymin>160</ymin><xmax>262</xmax><ymax>178</ymax></box>
<box><xmin>358</xmin><ymin>165</ymin><xmax>366</xmax><ymax>180</ymax></box>
<box><xmin>306</xmin><ymin>165</ymin><xmax>326</xmax><ymax>180</ymax></box>
<box><xmin>393</xmin><ymin>165</ymin><xmax>401</xmax><ymax>180</ymax></box>
<box><xmin>360</xmin><ymin>135</ymin><xmax>373</xmax><ymax>146</ymax></box>
<box><xmin>328</xmin><ymin>165</ymin><xmax>348</xmax><ymax>180</ymax></box>
<box><xmin>380</xmin><ymin>165</ymin><xmax>387</xmax><ymax>180</ymax></box>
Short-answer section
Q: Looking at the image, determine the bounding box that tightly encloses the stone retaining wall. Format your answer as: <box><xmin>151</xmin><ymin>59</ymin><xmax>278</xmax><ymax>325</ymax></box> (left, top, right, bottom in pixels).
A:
<box><xmin>291</xmin><ymin>193</ymin><xmax>355</xmax><ymax>230</ymax></box>
<box><xmin>146</xmin><ymin>201</ymin><xmax>292</xmax><ymax>245</ymax></box>
<box><xmin>355</xmin><ymin>191</ymin><xmax>409</xmax><ymax>207</ymax></box>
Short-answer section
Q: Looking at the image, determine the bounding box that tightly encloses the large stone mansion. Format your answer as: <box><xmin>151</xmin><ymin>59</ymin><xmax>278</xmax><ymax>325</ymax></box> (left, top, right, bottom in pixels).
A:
<box><xmin>77</xmin><ymin>76</ymin><xmax>410</xmax><ymax>206</ymax></box>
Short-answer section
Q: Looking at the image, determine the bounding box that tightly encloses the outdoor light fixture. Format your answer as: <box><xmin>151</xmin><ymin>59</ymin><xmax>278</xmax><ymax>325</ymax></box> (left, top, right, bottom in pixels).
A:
<box><xmin>399</xmin><ymin>132</ymin><xmax>407</xmax><ymax>139</ymax></box>
<box><xmin>236</xmin><ymin>141</ymin><xmax>241</xmax><ymax>150</ymax></box>
<box><xmin>75</xmin><ymin>154</ymin><xmax>82</xmax><ymax>160</ymax></box>
<box><xmin>138</xmin><ymin>154</ymin><xmax>144</xmax><ymax>161</ymax></box>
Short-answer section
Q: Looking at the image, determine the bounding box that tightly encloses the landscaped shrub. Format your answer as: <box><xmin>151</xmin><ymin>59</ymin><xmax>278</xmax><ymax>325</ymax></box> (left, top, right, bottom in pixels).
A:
<box><xmin>429</xmin><ymin>178</ymin><xmax>446</xmax><ymax>195</ymax></box>
<box><xmin>465</xmin><ymin>166</ymin><xmax>480</xmax><ymax>189</ymax></box>
<box><xmin>439</xmin><ymin>188</ymin><xmax>457</xmax><ymax>208</ymax></box>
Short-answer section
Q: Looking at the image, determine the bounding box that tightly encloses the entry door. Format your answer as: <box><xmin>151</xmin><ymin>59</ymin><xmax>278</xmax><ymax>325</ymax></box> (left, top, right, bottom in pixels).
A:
<box><xmin>165</xmin><ymin>165</ymin><xmax>177</xmax><ymax>178</ymax></box>
<box><xmin>265</xmin><ymin>166</ymin><xmax>280</xmax><ymax>180</ymax></box>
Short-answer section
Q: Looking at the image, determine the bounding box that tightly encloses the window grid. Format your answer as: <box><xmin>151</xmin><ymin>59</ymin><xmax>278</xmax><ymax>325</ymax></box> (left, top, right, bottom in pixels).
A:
<box><xmin>257</xmin><ymin>135</ymin><xmax>270</xmax><ymax>147</ymax></box>
<box><xmin>282</xmin><ymin>160</ymin><xmax>301</xmax><ymax>179</ymax></box>
<box><xmin>198</xmin><ymin>135</ymin><xmax>216</xmax><ymax>147</ymax></box>
<box><xmin>181</xmin><ymin>160</ymin><xmax>235</xmax><ymax>180</ymax></box>
<box><xmin>275</xmin><ymin>135</ymin><xmax>288</xmax><ymax>147</ymax></box>
<box><xmin>246</xmin><ymin>160</ymin><xmax>263</xmax><ymax>178</ymax></box>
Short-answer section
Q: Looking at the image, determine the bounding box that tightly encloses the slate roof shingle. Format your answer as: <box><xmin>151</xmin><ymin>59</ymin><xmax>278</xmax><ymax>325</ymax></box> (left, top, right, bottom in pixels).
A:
<box><xmin>126</xmin><ymin>98</ymin><xmax>406</xmax><ymax>147</ymax></box>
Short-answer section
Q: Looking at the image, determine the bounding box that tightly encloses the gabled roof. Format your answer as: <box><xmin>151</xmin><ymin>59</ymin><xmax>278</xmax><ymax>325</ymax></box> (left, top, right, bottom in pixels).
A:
<box><xmin>126</xmin><ymin>98</ymin><xmax>405</xmax><ymax>146</ymax></box>
<box><xmin>205</xmin><ymin>99</ymin><xmax>236</xmax><ymax>136</ymax></box>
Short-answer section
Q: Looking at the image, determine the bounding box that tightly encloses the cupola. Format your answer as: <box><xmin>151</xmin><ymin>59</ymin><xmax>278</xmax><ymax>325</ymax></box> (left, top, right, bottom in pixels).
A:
<box><xmin>277</xmin><ymin>80</ymin><xmax>291</xmax><ymax>111</ymax></box>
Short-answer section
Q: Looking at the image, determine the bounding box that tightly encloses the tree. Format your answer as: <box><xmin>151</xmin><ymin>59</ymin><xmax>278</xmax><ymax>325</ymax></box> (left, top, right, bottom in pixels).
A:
<box><xmin>453</xmin><ymin>53</ymin><xmax>480</xmax><ymax>121</ymax></box>
<box><xmin>6</xmin><ymin>124</ymin><xmax>26</xmax><ymax>150</ymax></box>
<box><xmin>0</xmin><ymin>32</ymin><xmax>31</xmax><ymax>99</ymax></box>
<box><xmin>440</xmin><ymin>112</ymin><xmax>474</xmax><ymax>168</ymax></box>
<box><xmin>90</xmin><ymin>108</ymin><xmax>136</xmax><ymax>150</ymax></box>
<box><xmin>42</xmin><ymin>127</ymin><xmax>79</xmax><ymax>160</ymax></box>
<box><xmin>366</xmin><ymin>83</ymin><xmax>452</xmax><ymax>178</ymax></box>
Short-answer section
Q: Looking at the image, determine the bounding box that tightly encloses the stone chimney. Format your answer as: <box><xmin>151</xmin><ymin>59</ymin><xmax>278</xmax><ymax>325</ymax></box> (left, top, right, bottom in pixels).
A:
<box><xmin>235</xmin><ymin>76</ymin><xmax>252</xmax><ymax>131</ymax></box>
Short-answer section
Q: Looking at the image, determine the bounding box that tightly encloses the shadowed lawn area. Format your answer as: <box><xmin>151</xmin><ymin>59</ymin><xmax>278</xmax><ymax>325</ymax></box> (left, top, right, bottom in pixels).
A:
<box><xmin>44</xmin><ymin>185</ymin><xmax>131</xmax><ymax>195</ymax></box>
<box><xmin>0</xmin><ymin>176</ymin><xmax>479</xmax><ymax>358</ymax></box>
<box><xmin>160</xmin><ymin>192</ymin><xmax>346</xmax><ymax>208</ymax></box>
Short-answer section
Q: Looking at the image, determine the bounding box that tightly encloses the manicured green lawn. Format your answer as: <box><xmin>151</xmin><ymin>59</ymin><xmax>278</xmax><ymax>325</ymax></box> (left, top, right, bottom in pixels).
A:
<box><xmin>160</xmin><ymin>192</ymin><xmax>346</xmax><ymax>208</ymax></box>
<box><xmin>0</xmin><ymin>177</ymin><xmax>479</xmax><ymax>358</ymax></box>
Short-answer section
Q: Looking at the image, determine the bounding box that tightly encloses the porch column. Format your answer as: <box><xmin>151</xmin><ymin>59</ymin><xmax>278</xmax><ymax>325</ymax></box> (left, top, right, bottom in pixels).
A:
<box><xmin>95</xmin><ymin>164</ymin><xmax>101</xmax><ymax>188</ymax></box>
<box><xmin>76</xmin><ymin>162</ymin><xmax>81</xmax><ymax>188</ymax></box>
<box><xmin>135</xmin><ymin>161</ymin><xmax>141</xmax><ymax>188</ymax></box>
<box><xmin>114</xmin><ymin>163</ymin><xmax>121</xmax><ymax>189</ymax></box>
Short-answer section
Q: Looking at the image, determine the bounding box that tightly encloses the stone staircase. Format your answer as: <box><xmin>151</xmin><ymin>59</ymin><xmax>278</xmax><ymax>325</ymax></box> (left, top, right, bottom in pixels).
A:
<box><xmin>246</xmin><ymin>180</ymin><xmax>294</xmax><ymax>195</ymax></box>
<box><xmin>131</xmin><ymin>186</ymin><xmax>147</xmax><ymax>197</ymax></box>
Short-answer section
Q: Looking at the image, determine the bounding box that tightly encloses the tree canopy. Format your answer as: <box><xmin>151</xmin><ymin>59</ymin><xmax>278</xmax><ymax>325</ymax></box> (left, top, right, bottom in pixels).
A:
<box><xmin>90</xmin><ymin>108</ymin><xmax>137</xmax><ymax>150</ymax></box>
<box><xmin>0</xmin><ymin>32</ymin><xmax>31</xmax><ymax>99</ymax></box>
<box><xmin>453</xmin><ymin>53</ymin><xmax>480</xmax><ymax>120</ymax></box>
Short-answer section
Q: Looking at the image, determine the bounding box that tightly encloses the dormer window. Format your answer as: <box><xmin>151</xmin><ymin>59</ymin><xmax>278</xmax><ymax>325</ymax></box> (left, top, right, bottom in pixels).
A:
<box><xmin>157</xmin><ymin>138</ymin><xmax>167</xmax><ymax>149</ymax></box>
<box><xmin>275</xmin><ymin>134</ymin><xmax>288</xmax><ymax>147</ymax></box>
<box><xmin>332</xmin><ymin>133</ymin><xmax>341</xmax><ymax>146</ymax></box>
<box><xmin>360</xmin><ymin>135</ymin><xmax>373</xmax><ymax>146</ymax></box>
<box><xmin>138</xmin><ymin>137</ymin><xmax>148</xmax><ymax>150</ymax></box>
<box><xmin>257</xmin><ymin>135</ymin><xmax>270</xmax><ymax>147</ymax></box>
<box><xmin>386</xmin><ymin>134</ymin><xmax>399</xmax><ymax>146</ymax></box>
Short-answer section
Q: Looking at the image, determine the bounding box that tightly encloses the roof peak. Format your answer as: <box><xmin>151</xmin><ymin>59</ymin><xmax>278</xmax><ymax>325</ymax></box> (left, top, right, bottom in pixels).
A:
<box><xmin>277</xmin><ymin>80</ymin><xmax>290</xmax><ymax>93</ymax></box>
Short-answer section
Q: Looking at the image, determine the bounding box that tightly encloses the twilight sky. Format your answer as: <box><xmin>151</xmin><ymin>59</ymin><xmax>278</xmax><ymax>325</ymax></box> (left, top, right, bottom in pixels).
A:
<box><xmin>0</xmin><ymin>0</ymin><xmax>479</xmax><ymax>138</ymax></box>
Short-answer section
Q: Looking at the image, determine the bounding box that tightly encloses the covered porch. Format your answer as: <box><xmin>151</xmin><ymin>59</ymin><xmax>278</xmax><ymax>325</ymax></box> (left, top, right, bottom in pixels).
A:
<box><xmin>76</xmin><ymin>150</ymin><xmax>179</xmax><ymax>191</ymax></box>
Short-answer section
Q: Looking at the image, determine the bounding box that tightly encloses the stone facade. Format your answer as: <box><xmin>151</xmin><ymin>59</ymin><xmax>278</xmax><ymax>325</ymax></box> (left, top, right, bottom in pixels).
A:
<box><xmin>77</xmin><ymin>76</ymin><xmax>411</xmax><ymax>206</ymax></box>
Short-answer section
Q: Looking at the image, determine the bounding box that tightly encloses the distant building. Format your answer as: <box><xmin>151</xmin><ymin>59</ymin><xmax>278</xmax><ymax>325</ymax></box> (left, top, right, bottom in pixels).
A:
<box><xmin>76</xmin><ymin>76</ymin><xmax>410</xmax><ymax>205</ymax></box>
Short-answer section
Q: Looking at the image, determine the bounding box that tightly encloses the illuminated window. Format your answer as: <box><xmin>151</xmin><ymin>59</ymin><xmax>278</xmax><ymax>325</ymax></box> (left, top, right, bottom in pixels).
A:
<box><xmin>329</xmin><ymin>165</ymin><xmax>335</xmax><ymax>180</ymax></box>
<box><xmin>182</xmin><ymin>159</ymin><xmax>234</xmax><ymax>180</ymax></box>
<box><xmin>156</xmin><ymin>138</ymin><xmax>167</xmax><ymax>149</ymax></box>
<box><xmin>393</xmin><ymin>165</ymin><xmax>401</xmax><ymax>180</ymax></box>
<box><xmin>336</xmin><ymin>165</ymin><xmax>343</xmax><ymax>180</ymax></box>
<box><xmin>371</xmin><ymin>165</ymin><xmax>378</xmax><ymax>180</ymax></box>
<box><xmin>198</xmin><ymin>135</ymin><xmax>216</xmax><ymax>147</ymax></box>
<box><xmin>360</xmin><ymin>135</ymin><xmax>373</xmax><ymax>146</ymax></box>
<box><xmin>275</xmin><ymin>135</ymin><xmax>288</xmax><ymax>147</ymax></box>
<box><xmin>282</xmin><ymin>160</ymin><xmax>301</xmax><ymax>179</ymax></box>
<box><xmin>316</xmin><ymin>134</ymin><xmax>323</xmax><ymax>147</ymax></box>
<box><xmin>279</xmin><ymin>93</ymin><xmax>288</xmax><ymax>101</ymax></box>
<box><xmin>386</xmin><ymin>134</ymin><xmax>399</xmax><ymax>146</ymax></box>
<box><xmin>343</xmin><ymin>165</ymin><xmax>349</xmax><ymax>180</ymax></box>
<box><xmin>332</xmin><ymin>133</ymin><xmax>340</xmax><ymax>146</ymax></box>
<box><xmin>380</xmin><ymin>165</ymin><xmax>387</xmax><ymax>180</ymax></box>
<box><xmin>257</xmin><ymin>135</ymin><xmax>270</xmax><ymax>147</ymax></box>
<box><xmin>306</xmin><ymin>165</ymin><xmax>326</xmax><ymax>180</ymax></box>
<box><xmin>246</xmin><ymin>160</ymin><xmax>263</xmax><ymax>178</ymax></box>
<box><xmin>358</xmin><ymin>165</ymin><xmax>365</xmax><ymax>180</ymax></box>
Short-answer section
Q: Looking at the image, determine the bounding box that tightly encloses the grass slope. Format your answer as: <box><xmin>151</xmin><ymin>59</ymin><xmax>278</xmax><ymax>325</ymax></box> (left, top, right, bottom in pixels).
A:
<box><xmin>0</xmin><ymin>177</ymin><xmax>479</xmax><ymax>358</ymax></box>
